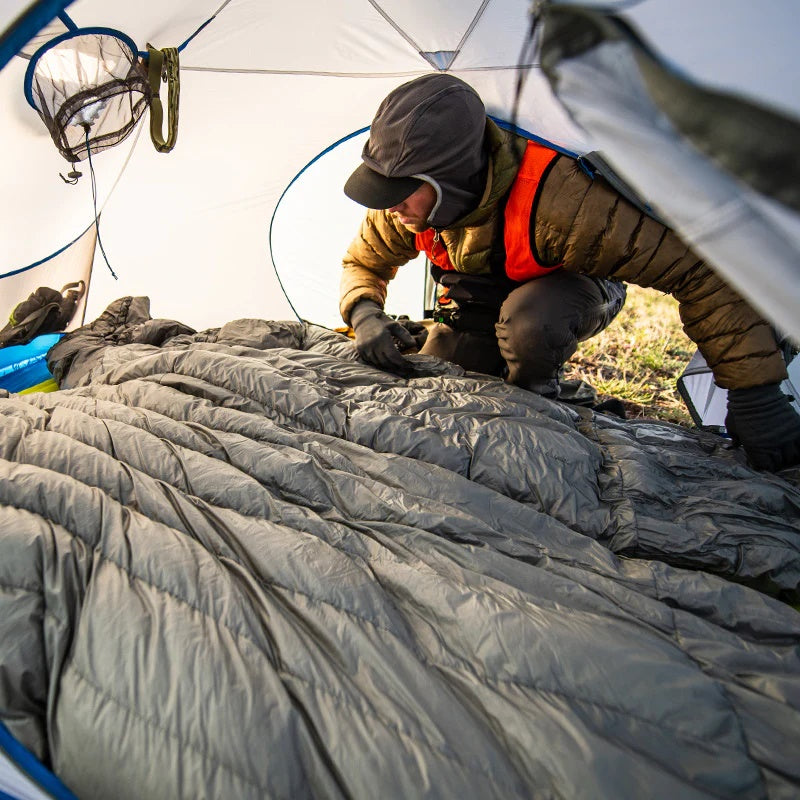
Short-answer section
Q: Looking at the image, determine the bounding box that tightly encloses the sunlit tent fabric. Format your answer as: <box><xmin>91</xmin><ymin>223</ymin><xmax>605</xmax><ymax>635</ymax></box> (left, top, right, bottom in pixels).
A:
<box><xmin>537</xmin><ymin>0</ymin><xmax>800</xmax><ymax>344</ymax></box>
<box><xmin>1</xmin><ymin>1</ymin><xmax>800</xmax><ymax>799</ymax></box>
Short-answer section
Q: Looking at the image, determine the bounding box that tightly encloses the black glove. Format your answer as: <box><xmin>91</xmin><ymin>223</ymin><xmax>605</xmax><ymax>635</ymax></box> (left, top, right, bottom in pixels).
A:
<box><xmin>725</xmin><ymin>382</ymin><xmax>800</xmax><ymax>471</ymax></box>
<box><xmin>349</xmin><ymin>300</ymin><xmax>417</xmax><ymax>373</ymax></box>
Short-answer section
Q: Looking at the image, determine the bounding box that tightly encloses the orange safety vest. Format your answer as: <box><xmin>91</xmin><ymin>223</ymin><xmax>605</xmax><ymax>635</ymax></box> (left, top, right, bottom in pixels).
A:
<box><xmin>415</xmin><ymin>140</ymin><xmax>563</xmax><ymax>282</ymax></box>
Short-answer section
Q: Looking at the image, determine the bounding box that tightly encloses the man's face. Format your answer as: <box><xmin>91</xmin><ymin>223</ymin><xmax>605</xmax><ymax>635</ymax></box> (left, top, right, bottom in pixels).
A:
<box><xmin>389</xmin><ymin>182</ymin><xmax>437</xmax><ymax>232</ymax></box>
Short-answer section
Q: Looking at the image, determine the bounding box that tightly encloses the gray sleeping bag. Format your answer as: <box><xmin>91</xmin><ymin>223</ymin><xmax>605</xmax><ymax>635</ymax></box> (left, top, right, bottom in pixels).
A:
<box><xmin>1</xmin><ymin>297</ymin><xmax>798</xmax><ymax>799</ymax></box>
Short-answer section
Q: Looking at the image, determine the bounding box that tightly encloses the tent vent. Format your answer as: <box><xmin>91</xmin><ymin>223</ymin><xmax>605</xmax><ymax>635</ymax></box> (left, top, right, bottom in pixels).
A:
<box><xmin>24</xmin><ymin>28</ymin><xmax>150</xmax><ymax>164</ymax></box>
<box><xmin>419</xmin><ymin>50</ymin><xmax>458</xmax><ymax>71</ymax></box>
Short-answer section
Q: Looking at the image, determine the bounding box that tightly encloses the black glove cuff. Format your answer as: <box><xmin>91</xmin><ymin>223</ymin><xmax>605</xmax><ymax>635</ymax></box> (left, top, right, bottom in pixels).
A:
<box><xmin>349</xmin><ymin>300</ymin><xmax>383</xmax><ymax>330</ymax></box>
<box><xmin>727</xmin><ymin>383</ymin><xmax>790</xmax><ymax>415</ymax></box>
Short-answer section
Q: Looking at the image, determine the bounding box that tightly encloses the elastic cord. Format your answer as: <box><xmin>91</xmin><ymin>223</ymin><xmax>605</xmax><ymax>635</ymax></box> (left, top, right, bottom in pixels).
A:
<box><xmin>85</xmin><ymin>128</ymin><xmax>118</xmax><ymax>279</ymax></box>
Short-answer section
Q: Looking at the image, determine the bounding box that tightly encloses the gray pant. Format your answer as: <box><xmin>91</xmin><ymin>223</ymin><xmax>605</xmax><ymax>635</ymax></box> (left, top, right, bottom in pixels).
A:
<box><xmin>420</xmin><ymin>271</ymin><xmax>626</xmax><ymax>397</ymax></box>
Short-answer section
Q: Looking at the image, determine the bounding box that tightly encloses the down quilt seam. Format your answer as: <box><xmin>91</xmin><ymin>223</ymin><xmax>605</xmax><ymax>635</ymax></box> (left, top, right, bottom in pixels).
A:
<box><xmin>668</xmin><ymin>617</ymin><xmax>755</xmax><ymax>769</ymax></box>
<box><xmin>716</xmin><ymin>683</ymin><xmax>764</xmax><ymax>789</ymax></box>
<box><xmin>0</xmin><ymin>579</ymin><xmax>41</xmax><ymax>595</ymax></box>
<box><xmin>3</xmin><ymin>498</ymin><xmax>755</xmax><ymax>763</ymax></box>
<box><xmin>149</xmin><ymin>351</ymin><xmax>335</xmax><ymax>431</ymax></box>
<box><xmin>84</xmin><ymin>554</ymin><xmax>523</xmax><ymax>781</ymax></box>
<box><xmin>275</xmin><ymin>669</ymin><xmax>524</xmax><ymax>787</ymax></box>
<box><xmin>67</xmin><ymin>638</ymin><xmax>519</xmax><ymax>790</ymax></box>
<box><xmin>141</xmin><ymin>351</ymin><xmax>582</xmax><ymax>473</ymax></box>
<box><xmin>65</xmin><ymin>664</ymin><xmax>280</xmax><ymax>798</ymax></box>
<box><xmin>98</xmin><ymin>553</ymin><xmax>750</xmax><ymax>760</ymax></box>
<box><xmin>98</xmin><ymin>542</ymin><xmax>407</xmax><ymax>647</ymax></box>
<box><xmin>282</xmin><ymin>657</ymin><xmax>749</xmax><ymax>760</ymax></box>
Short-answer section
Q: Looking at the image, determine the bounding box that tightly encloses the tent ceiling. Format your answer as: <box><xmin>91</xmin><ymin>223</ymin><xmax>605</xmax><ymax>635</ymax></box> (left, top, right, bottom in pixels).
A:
<box><xmin>41</xmin><ymin>1</ymin><xmax>531</xmax><ymax>74</ymax></box>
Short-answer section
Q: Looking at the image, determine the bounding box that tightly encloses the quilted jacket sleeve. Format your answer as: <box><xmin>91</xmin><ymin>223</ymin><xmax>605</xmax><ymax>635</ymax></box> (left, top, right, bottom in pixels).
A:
<box><xmin>340</xmin><ymin>210</ymin><xmax>420</xmax><ymax>324</ymax></box>
<box><xmin>535</xmin><ymin>156</ymin><xmax>787</xmax><ymax>390</ymax></box>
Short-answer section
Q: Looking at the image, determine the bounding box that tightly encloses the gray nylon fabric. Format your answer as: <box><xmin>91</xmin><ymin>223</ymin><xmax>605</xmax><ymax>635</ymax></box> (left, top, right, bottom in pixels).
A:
<box><xmin>540</xmin><ymin>6</ymin><xmax>800</xmax><ymax>214</ymax></box>
<box><xmin>1</xmin><ymin>297</ymin><xmax>799</xmax><ymax>799</ymax></box>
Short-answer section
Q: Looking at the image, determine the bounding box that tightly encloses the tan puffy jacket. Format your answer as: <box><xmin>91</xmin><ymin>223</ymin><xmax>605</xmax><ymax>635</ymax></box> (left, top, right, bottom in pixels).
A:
<box><xmin>341</xmin><ymin>121</ymin><xmax>786</xmax><ymax>390</ymax></box>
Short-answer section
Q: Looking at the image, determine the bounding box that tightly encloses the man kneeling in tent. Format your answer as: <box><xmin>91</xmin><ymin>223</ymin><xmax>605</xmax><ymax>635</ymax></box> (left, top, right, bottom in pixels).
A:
<box><xmin>339</xmin><ymin>74</ymin><xmax>800</xmax><ymax>473</ymax></box>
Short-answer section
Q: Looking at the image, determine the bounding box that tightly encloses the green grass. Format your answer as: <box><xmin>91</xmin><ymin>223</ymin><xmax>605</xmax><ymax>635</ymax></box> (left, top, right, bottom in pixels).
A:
<box><xmin>563</xmin><ymin>284</ymin><xmax>696</xmax><ymax>427</ymax></box>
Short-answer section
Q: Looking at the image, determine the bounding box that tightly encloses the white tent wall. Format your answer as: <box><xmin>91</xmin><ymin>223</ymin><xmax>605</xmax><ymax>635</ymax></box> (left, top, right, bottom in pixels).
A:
<box><xmin>84</xmin><ymin>71</ymin><xmax>434</xmax><ymax>329</ymax></box>
<box><xmin>80</xmin><ymin>0</ymin><xmax>589</xmax><ymax>330</ymax></box>
<box><xmin>0</xmin><ymin>50</ymin><xmax>136</xmax><ymax>271</ymax></box>
<box><xmin>1</xmin><ymin>0</ymin><xmax>798</xmax><ymax>337</ymax></box>
<box><xmin>2</xmin><ymin>0</ymin><xmax>590</xmax><ymax>332</ymax></box>
<box><xmin>0</xmin><ymin>2</ymin><xmax>26</xmax><ymax>34</ymax></box>
<box><xmin>270</xmin><ymin>130</ymin><xmax>433</xmax><ymax>330</ymax></box>
<box><xmin>0</xmin><ymin>223</ymin><xmax>93</xmax><ymax>331</ymax></box>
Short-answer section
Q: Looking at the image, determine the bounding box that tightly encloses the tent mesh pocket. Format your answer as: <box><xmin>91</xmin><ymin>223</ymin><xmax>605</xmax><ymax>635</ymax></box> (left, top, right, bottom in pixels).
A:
<box><xmin>26</xmin><ymin>30</ymin><xmax>150</xmax><ymax>163</ymax></box>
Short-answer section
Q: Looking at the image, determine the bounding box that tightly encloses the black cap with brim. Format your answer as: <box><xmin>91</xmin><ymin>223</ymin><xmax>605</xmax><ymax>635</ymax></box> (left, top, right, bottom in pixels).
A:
<box><xmin>344</xmin><ymin>162</ymin><xmax>423</xmax><ymax>209</ymax></box>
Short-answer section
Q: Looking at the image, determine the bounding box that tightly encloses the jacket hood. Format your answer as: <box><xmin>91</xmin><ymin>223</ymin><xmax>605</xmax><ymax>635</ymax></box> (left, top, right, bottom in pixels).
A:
<box><xmin>359</xmin><ymin>74</ymin><xmax>489</xmax><ymax>227</ymax></box>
